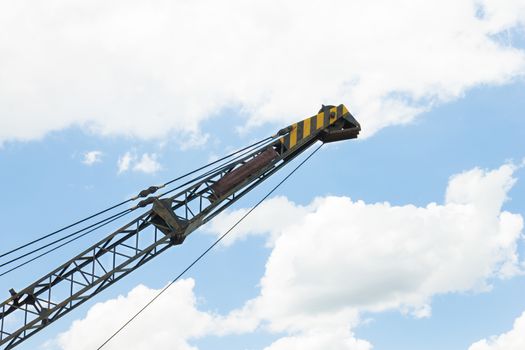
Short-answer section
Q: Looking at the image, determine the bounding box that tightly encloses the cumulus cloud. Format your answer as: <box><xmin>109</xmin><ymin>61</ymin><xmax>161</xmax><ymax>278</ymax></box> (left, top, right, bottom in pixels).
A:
<box><xmin>54</xmin><ymin>279</ymin><xmax>255</xmax><ymax>350</ymax></box>
<box><xmin>53</xmin><ymin>162</ymin><xmax>524</xmax><ymax>349</ymax></box>
<box><xmin>117</xmin><ymin>152</ymin><xmax>134</xmax><ymax>174</ymax></box>
<box><xmin>117</xmin><ymin>152</ymin><xmax>162</xmax><ymax>174</ymax></box>
<box><xmin>468</xmin><ymin>311</ymin><xmax>525</xmax><ymax>350</ymax></box>
<box><xmin>81</xmin><ymin>150</ymin><xmax>102</xmax><ymax>165</ymax></box>
<box><xmin>209</xmin><ymin>163</ymin><xmax>523</xmax><ymax>333</ymax></box>
<box><xmin>0</xmin><ymin>0</ymin><xmax>524</xmax><ymax>144</ymax></box>
<box><xmin>478</xmin><ymin>0</ymin><xmax>525</xmax><ymax>31</ymax></box>
<box><xmin>263</xmin><ymin>328</ymin><xmax>372</xmax><ymax>350</ymax></box>
<box><xmin>133</xmin><ymin>153</ymin><xmax>162</xmax><ymax>174</ymax></box>
<box><xmin>204</xmin><ymin>196</ymin><xmax>312</xmax><ymax>247</ymax></box>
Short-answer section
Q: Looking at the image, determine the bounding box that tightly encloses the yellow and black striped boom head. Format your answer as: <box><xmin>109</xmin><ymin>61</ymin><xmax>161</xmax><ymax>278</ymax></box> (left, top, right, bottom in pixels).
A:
<box><xmin>277</xmin><ymin>104</ymin><xmax>360</xmax><ymax>152</ymax></box>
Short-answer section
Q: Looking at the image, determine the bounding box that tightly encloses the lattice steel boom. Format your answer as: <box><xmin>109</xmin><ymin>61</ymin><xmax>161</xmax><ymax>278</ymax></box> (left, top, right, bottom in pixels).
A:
<box><xmin>0</xmin><ymin>104</ymin><xmax>360</xmax><ymax>349</ymax></box>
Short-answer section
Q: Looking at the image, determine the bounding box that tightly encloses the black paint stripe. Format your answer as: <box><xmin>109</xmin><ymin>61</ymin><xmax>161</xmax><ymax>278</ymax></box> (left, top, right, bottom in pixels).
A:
<box><xmin>296</xmin><ymin>120</ymin><xmax>304</xmax><ymax>143</ymax></box>
<box><xmin>283</xmin><ymin>134</ymin><xmax>290</xmax><ymax>150</ymax></box>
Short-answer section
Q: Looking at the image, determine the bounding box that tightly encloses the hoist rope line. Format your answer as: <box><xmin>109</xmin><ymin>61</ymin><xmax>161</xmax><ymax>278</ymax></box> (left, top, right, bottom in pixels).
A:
<box><xmin>156</xmin><ymin>137</ymin><xmax>277</xmax><ymax>199</ymax></box>
<box><xmin>96</xmin><ymin>142</ymin><xmax>323</xmax><ymax>350</ymax></box>
<box><xmin>0</xmin><ymin>137</ymin><xmax>273</xmax><ymax>261</ymax></box>
<box><xmin>0</xmin><ymin>137</ymin><xmax>275</xmax><ymax>273</ymax></box>
<box><xmin>0</xmin><ymin>210</ymin><xmax>133</xmax><ymax>277</ymax></box>
<box><xmin>162</xmin><ymin>137</ymin><xmax>274</xmax><ymax>188</ymax></box>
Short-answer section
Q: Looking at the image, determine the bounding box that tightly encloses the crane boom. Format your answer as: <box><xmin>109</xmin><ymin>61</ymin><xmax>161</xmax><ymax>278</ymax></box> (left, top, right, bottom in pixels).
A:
<box><xmin>0</xmin><ymin>104</ymin><xmax>360</xmax><ymax>349</ymax></box>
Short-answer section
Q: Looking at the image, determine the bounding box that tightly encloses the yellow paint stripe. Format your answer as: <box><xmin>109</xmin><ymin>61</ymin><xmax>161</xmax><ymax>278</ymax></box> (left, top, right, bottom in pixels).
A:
<box><xmin>316</xmin><ymin>112</ymin><xmax>324</xmax><ymax>129</ymax></box>
<box><xmin>290</xmin><ymin>123</ymin><xmax>298</xmax><ymax>148</ymax></box>
<box><xmin>303</xmin><ymin>118</ymin><xmax>311</xmax><ymax>138</ymax></box>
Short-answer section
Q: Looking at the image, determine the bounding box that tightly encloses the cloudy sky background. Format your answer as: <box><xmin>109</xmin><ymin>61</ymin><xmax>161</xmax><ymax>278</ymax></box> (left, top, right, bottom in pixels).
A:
<box><xmin>1</xmin><ymin>0</ymin><xmax>525</xmax><ymax>349</ymax></box>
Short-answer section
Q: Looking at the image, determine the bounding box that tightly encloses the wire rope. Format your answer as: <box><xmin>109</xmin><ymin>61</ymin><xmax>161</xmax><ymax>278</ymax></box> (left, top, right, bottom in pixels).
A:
<box><xmin>0</xmin><ymin>209</ymin><xmax>134</xmax><ymax>277</ymax></box>
<box><xmin>0</xmin><ymin>209</ymin><xmax>133</xmax><ymax>270</ymax></box>
<box><xmin>0</xmin><ymin>137</ymin><xmax>274</xmax><ymax>261</ymax></box>
<box><xmin>96</xmin><ymin>143</ymin><xmax>324</xmax><ymax>350</ymax></box>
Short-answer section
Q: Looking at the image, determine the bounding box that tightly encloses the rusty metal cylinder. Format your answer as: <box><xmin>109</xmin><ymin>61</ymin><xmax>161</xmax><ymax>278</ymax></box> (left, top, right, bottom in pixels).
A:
<box><xmin>212</xmin><ymin>148</ymin><xmax>279</xmax><ymax>198</ymax></box>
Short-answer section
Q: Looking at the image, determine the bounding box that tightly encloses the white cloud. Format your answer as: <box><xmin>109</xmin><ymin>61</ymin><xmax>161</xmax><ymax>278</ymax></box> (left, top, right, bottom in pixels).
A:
<box><xmin>52</xmin><ymin>162</ymin><xmax>524</xmax><ymax>349</ymax></box>
<box><xmin>179</xmin><ymin>132</ymin><xmax>210</xmax><ymax>151</ymax></box>
<box><xmin>204</xmin><ymin>196</ymin><xmax>312</xmax><ymax>247</ymax></box>
<box><xmin>54</xmin><ymin>279</ymin><xmax>255</xmax><ymax>350</ymax></box>
<box><xmin>133</xmin><ymin>153</ymin><xmax>162</xmax><ymax>174</ymax></box>
<box><xmin>117</xmin><ymin>152</ymin><xmax>162</xmax><ymax>174</ymax></box>
<box><xmin>468</xmin><ymin>311</ymin><xmax>525</xmax><ymax>350</ymax></box>
<box><xmin>478</xmin><ymin>0</ymin><xmax>525</xmax><ymax>32</ymax></box>
<box><xmin>0</xmin><ymin>0</ymin><xmax>524</xmax><ymax>144</ymax></box>
<box><xmin>117</xmin><ymin>152</ymin><xmax>134</xmax><ymax>174</ymax></box>
<box><xmin>209</xmin><ymin>163</ymin><xmax>523</xmax><ymax>334</ymax></box>
<box><xmin>263</xmin><ymin>328</ymin><xmax>372</xmax><ymax>350</ymax></box>
<box><xmin>82</xmin><ymin>150</ymin><xmax>102</xmax><ymax>165</ymax></box>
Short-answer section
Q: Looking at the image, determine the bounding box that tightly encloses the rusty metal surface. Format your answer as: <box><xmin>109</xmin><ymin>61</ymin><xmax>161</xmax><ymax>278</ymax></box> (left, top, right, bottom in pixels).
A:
<box><xmin>0</xmin><ymin>104</ymin><xmax>361</xmax><ymax>349</ymax></box>
<box><xmin>212</xmin><ymin>148</ymin><xmax>279</xmax><ymax>198</ymax></box>
<box><xmin>319</xmin><ymin>128</ymin><xmax>360</xmax><ymax>143</ymax></box>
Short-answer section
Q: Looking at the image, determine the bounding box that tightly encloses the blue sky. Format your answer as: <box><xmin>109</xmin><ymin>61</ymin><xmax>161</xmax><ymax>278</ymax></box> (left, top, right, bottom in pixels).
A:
<box><xmin>1</xmin><ymin>1</ymin><xmax>525</xmax><ymax>350</ymax></box>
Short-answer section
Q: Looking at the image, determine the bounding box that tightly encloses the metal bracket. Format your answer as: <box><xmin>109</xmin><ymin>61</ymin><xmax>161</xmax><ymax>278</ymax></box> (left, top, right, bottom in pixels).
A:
<box><xmin>151</xmin><ymin>199</ymin><xmax>188</xmax><ymax>245</ymax></box>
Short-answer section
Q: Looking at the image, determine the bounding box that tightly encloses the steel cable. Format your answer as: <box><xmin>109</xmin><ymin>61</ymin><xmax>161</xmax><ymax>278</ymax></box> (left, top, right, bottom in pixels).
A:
<box><xmin>96</xmin><ymin>143</ymin><xmax>324</xmax><ymax>350</ymax></box>
<box><xmin>0</xmin><ymin>137</ymin><xmax>274</xmax><ymax>262</ymax></box>
<box><xmin>0</xmin><ymin>209</ymin><xmax>133</xmax><ymax>277</ymax></box>
<box><xmin>0</xmin><ymin>209</ymin><xmax>133</xmax><ymax>270</ymax></box>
